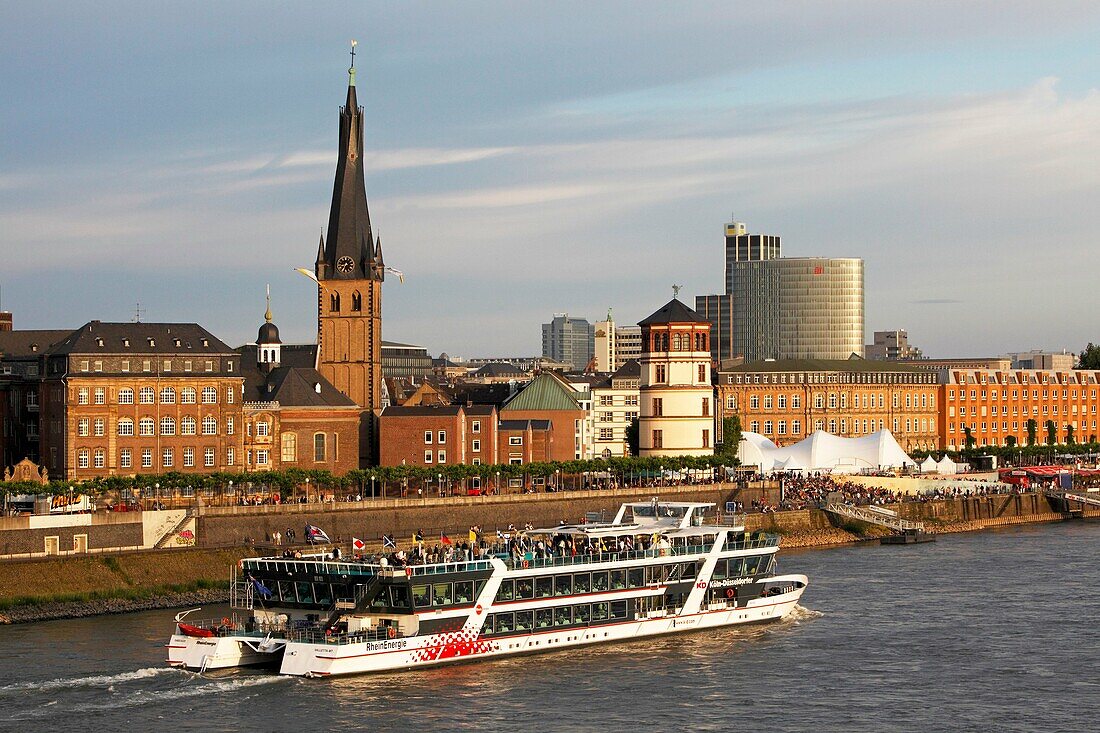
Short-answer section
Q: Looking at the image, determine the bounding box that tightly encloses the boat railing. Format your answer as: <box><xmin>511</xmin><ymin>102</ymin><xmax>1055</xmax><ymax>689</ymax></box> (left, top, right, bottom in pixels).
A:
<box><xmin>242</xmin><ymin>557</ymin><xmax>494</xmax><ymax>578</ymax></box>
<box><xmin>178</xmin><ymin>616</ymin><xmax>285</xmax><ymax>638</ymax></box>
<box><xmin>288</xmin><ymin>626</ymin><xmax>402</xmax><ymax>645</ymax></box>
<box><xmin>503</xmin><ymin>537</ymin><xmax>778</xmax><ymax>570</ymax></box>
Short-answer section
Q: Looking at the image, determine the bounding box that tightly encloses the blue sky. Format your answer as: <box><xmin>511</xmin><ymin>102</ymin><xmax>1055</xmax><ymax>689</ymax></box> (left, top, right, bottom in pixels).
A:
<box><xmin>2</xmin><ymin>2</ymin><xmax>1099</xmax><ymax>358</ymax></box>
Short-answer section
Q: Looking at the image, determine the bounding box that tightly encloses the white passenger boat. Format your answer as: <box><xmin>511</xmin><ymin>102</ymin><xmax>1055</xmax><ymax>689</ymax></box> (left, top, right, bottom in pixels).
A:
<box><xmin>166</xmin><ymin>501</ymin><xmax>808</xmax><ymax>677</ymax></box>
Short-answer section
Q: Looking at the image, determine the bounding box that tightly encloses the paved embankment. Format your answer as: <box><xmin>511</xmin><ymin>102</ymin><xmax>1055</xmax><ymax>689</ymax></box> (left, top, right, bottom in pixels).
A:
<box><xmin>2</xmin><ymin>491</ymin><xmax>1095</xmax><ymax>624</ymax></box>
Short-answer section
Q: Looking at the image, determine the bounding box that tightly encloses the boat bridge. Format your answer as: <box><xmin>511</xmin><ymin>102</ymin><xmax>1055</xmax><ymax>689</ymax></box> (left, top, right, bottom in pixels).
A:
<box><xmin>823</xmin><ymin>500</ymin><xmax>925</xmax><ymax>534</ymax></box>
<box><xmin>1042</xmin><ymin>488</ymin><xmax>1100</xmax><ymax>510</ymax></box>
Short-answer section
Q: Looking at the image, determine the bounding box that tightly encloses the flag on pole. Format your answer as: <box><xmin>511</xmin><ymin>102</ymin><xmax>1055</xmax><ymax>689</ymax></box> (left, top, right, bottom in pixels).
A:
<box><xmin>249</xmin><ymin>575</ymin><xmax>273</xmax><ymax>599</ymax></box>
<box><xmin>382</xmin><ymin>534</ymin><xmax>397</xmax><ymax>550</ymax></box>
<box><xmin>305</xmin><ymin>524</ymin><xmax>331</xmax><ymax>544</ymax></box>
<box><xmin>440</xmin><ymin>532</ymin><xmax>452</xmax><ymax>545</ymax></box>
<box><xmin>352</xmin><ymin>537</ymin><xmax>367</xmax><ymax>552</ymax></box>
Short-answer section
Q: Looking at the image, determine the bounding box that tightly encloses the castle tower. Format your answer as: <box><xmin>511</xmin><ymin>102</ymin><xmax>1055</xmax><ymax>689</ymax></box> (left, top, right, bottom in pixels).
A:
<box><xmin>316</xmin><ymin>44</ymin><xmax>385</xmax><ymax>465</ymax></box>
<box><xmin>256</xmin><ymin>286</ymin><xmax>282</xmax><ymax>374</ymax></box>
<box><xmin>638</xmin><ymin>298</ymin><xmax>715</xmax><ymax>457</ymax></box>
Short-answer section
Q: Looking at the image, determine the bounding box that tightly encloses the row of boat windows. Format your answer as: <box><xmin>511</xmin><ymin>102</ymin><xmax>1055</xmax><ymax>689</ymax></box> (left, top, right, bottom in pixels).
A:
<box><xmin>496</xmin><ymin>563</ymin><xmax>697</xmax><ymax>602</ymax></box>
<box><xmin>713</xmin><ymin>556</ymin><xmax>773</xmax><ymax>580</ymax></box>
<box><xmin>411</xmin><ymin>581</ymin><xmax>485</xmax><ymax>608</ymax></box>
<box><xmin>483</xmin><ymin>601</ymin><xmax>631</xmax><ymax>635</ymax></box>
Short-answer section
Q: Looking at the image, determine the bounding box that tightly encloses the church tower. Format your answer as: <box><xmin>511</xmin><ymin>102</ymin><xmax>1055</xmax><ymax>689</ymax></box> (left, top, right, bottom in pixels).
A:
<box><xmin>316</xmin><ymin>44</ymin><xmax>385</xmax><ymax>465</ymax></box>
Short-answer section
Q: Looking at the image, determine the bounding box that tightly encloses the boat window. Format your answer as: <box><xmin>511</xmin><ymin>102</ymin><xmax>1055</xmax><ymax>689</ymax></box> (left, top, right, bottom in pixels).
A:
<box><xmin>681</xmin><ymin>562</ymin><xmax>698</xmax><ymax>580</ymax></box>
<box><xmin>277</xmin><ymin>581</ymin><xmax>294</xmax><ymax>602</ymax></box>
<box><xmin>554</xmin><ymin>575</ymin><xmax>572</xmax><ymax>596</ymax></box>
<box><xmin>744</xmin><ymin>556</ymin><xmax>762</xmax><ymax>575</ymax></box>
<box><xmin>573</xmin><ymin>573</ymin><xmax>591</xmax><ymax>594</ymax></box>
<box><xmin>295</xmin><ymin>582</ymin><xmax>314</xmax><ymax>604</ymax></box>
<box><xmin>610</xmin><ymin>569</ymin><xmax>626</xmax><ymax>590</ymax></box>
<box><xmin>536</xmin><ymin>577</ymin><xmax>553</xmax><ymax>598</ymax></box>
<box><xmin>610</xmin><ymin>600</ymin><xmax>628</xmax><ymax>620</ymax></box>
<box><xmin>390</xmin><ymin>585</ymin><xmax>410</xmax><ymax>608</ymax></box>
<box><xmin>454</xmin><ymin>581</ymin><xmax>473</xmax><ymax>604</ymax></box>
<box><xmin>515</xmin><ymin>610</ymin><xmax>533</xmax><ymax>631</ymax></box>
<box><xmin>413</xmin><ymin>584</ymin><xmax>431</xmax><ymax>608</ymax></box>
<box><xmin>313</xmin><ymin>583</ymin><xmax>332</xmax><ymax>606</ymax></box>
<box><xmin>575</xmin><ymin>604</ymin><xmax>591</xmax><ymax>624</ymax></box>
<box><xmin>712</xmin><ymin>559</ymin><xmax>727</xmax><ymax>581</ymax></box>
<box><xmin>433</xmin><ymin>583</ymin><xmax>452</xmax><ymax>605</ymax></box>
<box><xmin>536</xmin><ymin>609</ymin><xmax>553</xmax><ymax>628</ymax></box>
<box><xmin>628</xmin><ymin>568</ymin><xmax>645</xmax><ymax>588</ymax></box>
<box><xmin>516</xmin><ymin>579</ymin><xmax>534</xmax><ymax>600</ymax></box>
<box><xmin>473</xmin><ymin>580</ymin><xmax>486</xmax><ymax>599</ymax></box>
<box><xmin>554</xmin><ymin>607</ymin><xmax>571</xmax><ymax>626</ymax></box>
<box><xmin>728</xmin><ymin>558</ymin><xmax>744</xmax><ymax>577</ymax></box>
<box><xmin>592</xmin><ymin>572</ymin><xmax>609</xmax><ymax>592</ymax></box>
<box><xmin>496</xmin><ymin>580</ymin><xmax>515</xmax><ymax>602</ymax></box>
<box><xmin>495</xmin><ymin>613</ymin><xmax>514</xmax><ymax>634</ymax></box>
<box><xmin>331</xmin><ymin>583</ymin><xmax>351</xmax><ymax>602</ymax></box>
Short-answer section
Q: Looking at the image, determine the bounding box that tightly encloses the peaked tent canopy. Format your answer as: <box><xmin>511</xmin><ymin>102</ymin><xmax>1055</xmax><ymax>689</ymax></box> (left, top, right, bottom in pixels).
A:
<box><xmin>920</xmin><ymin>455</ymin><xmax>940</xmax><ymax>474</ymax></box>
<box><xmin>738</xmin><ymin>429</ymin><xmax>916</xmax><ymax>474</ymax></box>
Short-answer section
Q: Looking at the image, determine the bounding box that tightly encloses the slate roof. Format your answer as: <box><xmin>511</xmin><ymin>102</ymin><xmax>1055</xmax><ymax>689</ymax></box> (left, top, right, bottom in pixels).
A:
<box><xmin>236</xmin><ymin>344</ymin><xmax>356</xmax><ymax>408</ymax></box>
<box><xmin>612</xmin><ymin>359</ymin><xmax>641</xmax><ymax>378</ymax></box>
<box><xmin>499</xmin><ymin>419</ymin><xmax>552</xmax><ymax>431</ymax></box>
<box><xmin>382</xmin><ymin>405</ymin><xmax>465</xmax><ymax>417</ymax></box>
<box><xmin>48</xmin><ymin>322</ymin><xmax>235</xmax><ymax>355</ymax></box>
<box><xmin>719</xmin><ymin>358</ymin><xmax>925</xmax><ymax>374</ymax></box>
<box><xmin>450</xmin><ymin>382</ymin><xmax>516</xmax><ymax>407</ymax></box>
<box><xmin>0</xmin><ymin>329</ymin><xmax>74</xmax><ymax>358</ymax></box>
<box><xmin>638</xmin><ymin>299</ymin><xmax>710</xmax><ymax>326</ymax></box>
<box><xmin>473</xmin><ymin>362</ymin><xmax>527</xmax><ymax>378</ymax></box>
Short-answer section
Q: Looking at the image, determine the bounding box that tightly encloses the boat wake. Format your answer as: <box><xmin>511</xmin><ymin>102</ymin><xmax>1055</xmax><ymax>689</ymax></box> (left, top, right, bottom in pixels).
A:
<box><xmin>786</xmin><ymin>604</ymin><xmax>825</xmax><ymax>623</ymax></box>
<box><xmin>1</xmin><ymin>669</ymin><xmax>292</xmax><ymax>721</ymax></box>
<box><xmin>0</xmin><ymin>666</ymin><xmax>175</xmax><ymax>693</ymax></box>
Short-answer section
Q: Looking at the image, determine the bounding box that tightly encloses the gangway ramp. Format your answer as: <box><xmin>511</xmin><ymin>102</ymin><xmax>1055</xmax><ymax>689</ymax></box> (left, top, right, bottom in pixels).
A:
<box><xmin>823</xmin><ymin>499</ymin><xmax>925</xmax><ymax>533</ymax></box>
<box><xmin>1043</xmin><ymin>487</ymin><xmax>1100</xmax><ymax>509</ymax></box>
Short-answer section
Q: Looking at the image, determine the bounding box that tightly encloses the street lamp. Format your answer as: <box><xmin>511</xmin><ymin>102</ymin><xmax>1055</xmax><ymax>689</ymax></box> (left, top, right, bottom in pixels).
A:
<box><xmin>68</xmin><ymin>485</ymin><xmax>74</xmax><ymax>514</ymax></box>
<box><xmin>305</xmin><ymin>477</ymin><xmax>310</xmax><ymax>503</ymax></box>
<box><xmin>227</xmin><ymin>479</ymin><xmax>233</xmax><ymax>504</ymax></box>
<box><xmin>437</xmin><ymin>473</ymin><xmax>442</xmax><ymax>497</ymax></box>
<box><xmin>370</xmin><ymin>474</ymin><xmax>376</xmax><ymax>500</ymax></box>
<box><xmin>496</xmin><ymin>471</ymin><xmax>501</xmax><ymax>495</ymax></box>
<box><xmin>555</xmin><ymin>468</ymin><xmax>560</xmax><ymax>492</ymax></box>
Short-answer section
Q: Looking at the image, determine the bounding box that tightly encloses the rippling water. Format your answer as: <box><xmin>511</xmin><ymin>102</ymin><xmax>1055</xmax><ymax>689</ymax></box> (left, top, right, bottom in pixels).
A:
<box><xmin>3</xmin><ymin>522</ymin><xmax>1099</xmax><ymax>732</ymax></box>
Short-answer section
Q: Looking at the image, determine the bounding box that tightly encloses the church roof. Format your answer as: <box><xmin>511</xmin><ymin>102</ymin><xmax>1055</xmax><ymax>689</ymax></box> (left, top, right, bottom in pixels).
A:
<box><xmin>638</xmin><ymin>299</ymin><xmax>709</xmax><ymax>326</ymax></box>
<box><xmin>47</xmin><ymin>322</ymin><xmax>235</xmax><ymax>355</ymax></box>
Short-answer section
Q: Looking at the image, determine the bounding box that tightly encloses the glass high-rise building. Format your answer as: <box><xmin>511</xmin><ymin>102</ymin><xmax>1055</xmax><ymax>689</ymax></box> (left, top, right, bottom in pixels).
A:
<box><xmin>718</xmin><ymin>218</ymin><xmax>864</xmax><ymax>361</ymax></box>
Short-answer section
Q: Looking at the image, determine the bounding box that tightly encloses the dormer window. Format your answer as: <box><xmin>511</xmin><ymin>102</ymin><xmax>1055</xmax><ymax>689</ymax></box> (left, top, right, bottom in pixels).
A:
<box><xmin>315</xmin><ymin>383</ymin><xmax>322</xmax><ymax>394</ymax></box>
<box><xmin>148</xmin><ymin>338</ymin><xmax>155</xmax><ymax>347</ymax></box>
<box><xmin>201</xmin><ymin>338</ymin><xmax>209</xmax><ymax>347</ymax></box>
<box><xmin>96</xmin><ymin>337</ymin><xmax>104</xmax><ymax>347</ymax></box>
<box><xmin>174</xmin><ymin>338</ymin><xmax>181</xmax><ymax>347</ymax></box>
<box><xmin>123</xmin><ymin>338</ymin><xmax>130</xmax><ymax>347</ymax></box>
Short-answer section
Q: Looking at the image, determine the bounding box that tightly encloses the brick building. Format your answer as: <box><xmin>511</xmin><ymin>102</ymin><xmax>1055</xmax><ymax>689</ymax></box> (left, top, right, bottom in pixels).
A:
<box><xmin>940</xmin><ymin>367</ymin><xmax>1100</xmax><ymax>450</ymax></box>
<box><xmin>717</xmin><ymin>359</ymin><xmax>941</xmax><ymax>452</ymax></box>
<box><xmin>379</xmin><ymin>404</ymin><xmax>500</xmax><ymax>468</ymax></box>
<box><xmin>499</xmin><ymin>371</ymin><xmax>588</xmax><ymax>461</ymax></box>
<box><xmin>237</xmin><ymin>301</ymin><xmax>361</xmax><ymax>474</ymax></box>
<box><xmin>27</xmin><ymin>322</ymin><xmax>246</xmax><ymax>480</ymax></box>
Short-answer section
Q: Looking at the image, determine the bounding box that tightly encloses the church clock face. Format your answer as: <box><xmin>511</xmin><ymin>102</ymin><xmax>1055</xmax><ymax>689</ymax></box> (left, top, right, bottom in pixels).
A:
<box><xmin>337</xmin><ymin>256</ymin><xmax>355</xmax><ymax>274</ymax></box>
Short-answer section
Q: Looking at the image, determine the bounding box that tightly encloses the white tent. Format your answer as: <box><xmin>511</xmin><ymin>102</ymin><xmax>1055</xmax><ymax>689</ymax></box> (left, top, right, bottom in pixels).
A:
<box><xmin>738</xmin><ymin>429</ymin><xmax>916</xmax><ymax>474</ymax></box>
<box><xmin>920</xmin><ymin>455</ymin><xmax>940</xmax><ymax>474</ymax></box>
<box><xmin>936</xmin><ymin>455</ymin><xmax>958</xmax><ymax>475</ymax></box>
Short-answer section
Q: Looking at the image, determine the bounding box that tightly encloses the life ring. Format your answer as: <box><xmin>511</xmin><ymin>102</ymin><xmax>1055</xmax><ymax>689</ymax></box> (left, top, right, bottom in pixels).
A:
<box><xmin>405</xmin><ymin>566</ymin><xmax>413</xmax><ymax>578</ymax></box>
<box><xmin>387</xmin><ymin>626</ymin><xmax>397</xmax><ymax>639</ymax></box>
<box><xmin>221</xmin><ymin>616</ymin><xmax>234</xmax><ymax>630</ymax></box>
<box><xmin>521</xmin><ymin>560</ymin><xmax>530</xmax><ymax>569</ymax></box>
<box><xmin>725</xmin><ymin>589</ymin><xmax>735</xmax><ymax>599</ymax></box>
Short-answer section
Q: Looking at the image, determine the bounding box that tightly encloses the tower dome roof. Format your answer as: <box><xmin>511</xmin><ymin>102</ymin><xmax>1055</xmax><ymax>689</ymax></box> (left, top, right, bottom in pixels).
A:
<box><xmin>257</xmin><ymin>320</ymin><xmax>281</xmax><ymax>345</ymax></box>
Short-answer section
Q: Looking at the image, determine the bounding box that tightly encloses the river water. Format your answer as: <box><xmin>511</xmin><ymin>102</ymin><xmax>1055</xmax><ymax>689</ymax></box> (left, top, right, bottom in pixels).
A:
<box><xmin>2</xmin><ymin>521</ymin><xmax>1098</xmax><ymax>733</ymax></box>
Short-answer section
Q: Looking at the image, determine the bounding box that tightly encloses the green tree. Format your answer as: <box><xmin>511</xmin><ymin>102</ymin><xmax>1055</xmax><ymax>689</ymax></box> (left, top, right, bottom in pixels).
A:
<box><xmin>1005</xmin><ymin>435</ymin><xmax>1017</xmax><ymax>449</ymax></box>
<box><xmin>625</xmin><ymin>417</ymin><xmax>640</xmax><ymax>457</ymax></box>
<box><xmin>1026</xmin><ymin>419</ymin><xmax>1038</xmax><ymax>446</ymax></box>
<box><xmin>1078</xmin><ymin>343</ymin><xmax>1100</xmax><ymax>370</ymax></box>
<box><xmin>717</xmin><ymin>416</ymin><xmax>742</xmax><ymax>459</ymax></box>
<box><xmin>1045</xmin><ymin>420</ymin><xmax>1057</xmax><ymax>445</ymax></box>
<box><xmin>1066</xmin><ymin>424</ymin><xmax>1076</xmax><ymax>445</ymax></box>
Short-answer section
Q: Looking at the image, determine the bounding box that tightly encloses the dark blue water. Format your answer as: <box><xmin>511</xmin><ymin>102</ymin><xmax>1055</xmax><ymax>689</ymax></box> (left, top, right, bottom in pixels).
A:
<box><xmin>2</xmin><ymin>522</ymin><xmax>1098</xmax><ymax>733</ymax></box>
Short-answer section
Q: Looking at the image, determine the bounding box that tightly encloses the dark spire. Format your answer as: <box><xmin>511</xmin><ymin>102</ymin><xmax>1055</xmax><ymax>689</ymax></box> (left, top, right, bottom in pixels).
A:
<box><xmin>315</xmin><ymin>230</ymin><xmax>326</xmax><ymax>278</ymax></box>
<box><xmin>321</xmin><ymin>41</ymin><xmax>381</xmax><ymax>282</ymax></box>
<box><xmin>373</xmin><ymin>235</ymin><xmax>386</xmax><ymax>281</ymax></box>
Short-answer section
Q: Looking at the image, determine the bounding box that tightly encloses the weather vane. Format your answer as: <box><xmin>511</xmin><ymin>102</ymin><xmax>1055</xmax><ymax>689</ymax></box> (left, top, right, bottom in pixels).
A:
<box><xmin>350</xmin><ymin>39</ymin><xmax>357</xmax><ymax>69</ymax></box>
<box><xmin>672</xmin><ymin>284</ymin><xmax>682</xmax><ymax>299</ymax></box>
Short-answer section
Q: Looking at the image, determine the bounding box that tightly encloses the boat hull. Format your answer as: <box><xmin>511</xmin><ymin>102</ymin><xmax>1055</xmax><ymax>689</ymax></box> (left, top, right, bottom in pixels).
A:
<box><xmin>166</xmin><ymin>633</ymin><xmax>284</xmax><ymax>671</ymax></box>
<box><xmin>280</xmin><ymin>575</ymin><xmax>807</xmax><ymax>678</ymax></box>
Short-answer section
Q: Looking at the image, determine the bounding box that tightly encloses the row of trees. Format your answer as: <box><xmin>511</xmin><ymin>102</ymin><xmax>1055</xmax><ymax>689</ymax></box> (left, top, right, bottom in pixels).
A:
<box><xmin>0</xmin><ymin>453</ymin><xmax>742</xmax><ymax>500</ymax></box>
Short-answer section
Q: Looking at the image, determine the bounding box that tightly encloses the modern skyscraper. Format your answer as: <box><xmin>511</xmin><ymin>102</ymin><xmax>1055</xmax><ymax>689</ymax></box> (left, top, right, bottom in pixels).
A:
<box><xmin>720</xmin><ymin>218</ymin><xmax>864</xmax><ymax>361</ymax></box>
<box><xmin>593</xmin><ymin>312</ymin><xmax>616</xmax><ymax>373</ymax></box>
<box><xmin>315</xmin><ymin>50</ymin><xmax>386</xmax><ymax>465</ymax></box>
<box><xmin>541</xmin><ymin>314</ymin><xmax>594</xmax><ymax>371</ymax></box>
<box><xmin>693</xmin><ymin>294</ymin><xmax>735</xmax><ymax>365</ymax></box>
<box><xmin>867</xmin><ymin>330</ymin><xmax>923</xmax><ymax>361</ymax></box>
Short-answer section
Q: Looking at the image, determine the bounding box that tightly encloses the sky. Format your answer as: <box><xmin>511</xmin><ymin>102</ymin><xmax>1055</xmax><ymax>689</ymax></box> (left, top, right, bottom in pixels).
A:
<box><xmin>2</xmin><ymin>1</ymin><xmax>1099</xmax><ymax>359</ymax></box>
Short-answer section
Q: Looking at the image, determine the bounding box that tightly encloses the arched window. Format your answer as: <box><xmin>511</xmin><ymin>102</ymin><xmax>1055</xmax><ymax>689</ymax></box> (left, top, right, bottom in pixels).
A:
<box><xmin>181</xmin><ymin>387</ymin><xmax>196</xmax><ymax>404</ymax></box>
<box><xmin>330</xmin><ymin>293</ymin><xmax>341</xmax><ymax>312</ymax></box>
<box><xmin>139</xmin><ymin>387</ymin><xmax>155</xmax><ymax>404</ymax></box>
<box><xmin>139</xmin><ymin>417</ymin><xmax>155</xmax><ymax>436</ymax></box>
<box><xmin>160</xmin><ymin>416</ymin><xmax>176</xmax><ymax>436</ymax></box>
<box><xmin>351</xmin><ymin>291</ymin><xmax>362</xmax><ymax>311</ymax></box>
<box><xmin>181</xmin><ymin>415</ymin><xmax>197</xmax><ymax>435</ymax></box>
<box><xmin>160</xmin><ymin>387</ymin><xmax>176</xmax><ymax>404</ymax></box>
<box><xmin>202</xmin><ymin>416</ymin><xmax>217</xmax><ymax>435</ymax></box>
<box><xmin>673</xmin><ymin>334</ymin><xmax>682</xmax><ymax>351</ymax></box>
<box><xmin>314</xmin><ymin>432</ymin><xmax>326</xmax><ymax>462</ymax></box>
<box><xmin>117</xmin><ymin>418</ymin><xmax>134</xmax><ymax>436</ymax></box>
